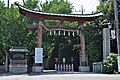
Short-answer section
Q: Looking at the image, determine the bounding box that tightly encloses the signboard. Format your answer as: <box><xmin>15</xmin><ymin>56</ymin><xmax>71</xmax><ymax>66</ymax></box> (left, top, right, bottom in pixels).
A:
<box><xmin>118</xmin><ymin>56</ymin><xmax>120</xmax><ymax>72</ymax></box>
<box><xmin>63</xmin><ymin>58</ymin><xmax>65</xmax><ymax>63</ymax></box>
<box><xmin>35</xmin><ymin>48</ymin><xmax>43</xmax><ymax>63</ymax></box>
<box><xmin>111</xmin><ymin>30</ymin><xmax>116</xmax><ymax>39</ymax></box>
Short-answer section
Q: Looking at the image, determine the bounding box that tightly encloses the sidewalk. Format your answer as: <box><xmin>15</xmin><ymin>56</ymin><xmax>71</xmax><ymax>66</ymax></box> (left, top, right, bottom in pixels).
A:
<box><xmin>0</xmin><ymin>70</ymin><xmax>119</xmax><ymax>76</ymax></box>
<box><xmin>0</xmin><ymin>71</ymin><xmax>120</xmax><ymax>80</ymax></box>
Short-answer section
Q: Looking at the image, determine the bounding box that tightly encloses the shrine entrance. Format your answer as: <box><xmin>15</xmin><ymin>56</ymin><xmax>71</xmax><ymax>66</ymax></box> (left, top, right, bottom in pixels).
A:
<box><xmin>15</xmin><ymin>3</ymin><xmax>102</xmax><ymax>72</ymax></box>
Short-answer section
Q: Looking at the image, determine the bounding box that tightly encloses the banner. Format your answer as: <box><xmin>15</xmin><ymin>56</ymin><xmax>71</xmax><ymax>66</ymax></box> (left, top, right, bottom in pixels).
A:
<box><xmin>111</xmin><ymin>30</ymin><xmax>116</xmax><ymax>39</ymax></box>
<box><xmin>118</xmin><ymin>56</ymin><xmax>120</xmax><ymax>72</ymax></box>
<box><xmin>35</xmin><ymin>48</ymin><xmax>43</xmax><ymax>63</ymax></box>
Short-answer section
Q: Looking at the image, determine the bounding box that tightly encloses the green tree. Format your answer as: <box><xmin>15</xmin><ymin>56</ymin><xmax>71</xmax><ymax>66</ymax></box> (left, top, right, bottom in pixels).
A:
<box><xmin>102</xmin><ymin>53</ymin><xmax>118</xmax><ymax>73</ymax></box>
<box><xmin>0</xmin><ymin>0</ymin><xmax>38</xmax><ymax>62</ymax></box>
<box><xmin>96</xmin><ymin>0</ymin><xmax>120</xmax><ymax>25</ymax></box>
<box><xmin>23</xmin><ymin>0</ymin><xmax>39</xmax><ymax>9</ymax></box>
<box><xmin>97</xmin><ymin>1</ymin><xmax>114</xmax><ymax>24</ymax></box>
<box><xmin>40</xmin><ymin>0</ymin><xmax>73</xmax><ymax>13</ymax></box>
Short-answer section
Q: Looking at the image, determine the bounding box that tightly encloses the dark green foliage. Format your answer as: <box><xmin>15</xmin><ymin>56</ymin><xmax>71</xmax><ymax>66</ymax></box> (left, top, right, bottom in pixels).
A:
<box><xmin>97</xmin><ymin>1</ymin><xmax>114</xmax><ymax>23</ymax></box>
<box><xmin>46</xmin><ymin>34</ymin><xmax>80</xmax><ymax>69</ymax></box>
<box><xmin>23</xmin><ymin>0</ymin><xmax>39</xmax><ymax>9</ymax></box>
<box><xmin>0</xmin><ymin>0</ymin><xmax>37</xmax><ymax>62</ymax></box>
<box><xmin>96</xmin><ymin>1</ymin><xmax>120</xmax><ymax>26</ymax></box>
<box><xmin>102</xmin><ymin>53</ymin><xmax>118</xmax><ymax>73</ymax></box>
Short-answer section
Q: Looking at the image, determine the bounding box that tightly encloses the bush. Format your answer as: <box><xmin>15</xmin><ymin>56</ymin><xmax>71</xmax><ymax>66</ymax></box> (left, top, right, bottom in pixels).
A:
<box><xmin>102</xmin><ymin>53</ymin><xmax>118</xmax><ymax>73</ymax></box>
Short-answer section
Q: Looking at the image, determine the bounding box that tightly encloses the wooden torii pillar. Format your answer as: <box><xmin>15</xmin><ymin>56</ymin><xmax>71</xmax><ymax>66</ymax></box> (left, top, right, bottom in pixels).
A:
<box><xmin>38</xmin><ymin>21</ymin><xmax>43</xmax><ymax>48</ymax></box>
<box><xmin>33</xmin><ymin>20</ymin><xmax>43</xmax><ymax>72</ymax></box>
<box><xmin>78</xmin><ymin>22</ymin><xmax>89</xmax><ymax>71</ymax></box>
<box><xmin>79</xmin><ymin>22</ymin><xmax>86</xmax><ymax>66</ymax></box>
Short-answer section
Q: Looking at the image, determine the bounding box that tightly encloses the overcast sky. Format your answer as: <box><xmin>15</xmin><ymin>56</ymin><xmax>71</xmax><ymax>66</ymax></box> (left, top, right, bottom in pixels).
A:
<box><xmin>2</xmin><ymin>0</ymin><xmax>100</xmax><ymax>14</ymax></box>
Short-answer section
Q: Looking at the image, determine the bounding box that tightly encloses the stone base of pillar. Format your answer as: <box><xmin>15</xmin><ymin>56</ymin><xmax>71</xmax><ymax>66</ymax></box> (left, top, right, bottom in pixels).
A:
<box><xmin>79</xmin><ymin>66</ymin><xmax>90</xmax><ymax>72</ymax></box>
<box><xmin>9</xmin><ymin>65</ymin><xmax>28</xmax><ymax>74</ymax></box>
<box><xmin>32</xmin><ymin>66</ymin><xmax>43</xmax><ymax>72</ymax></box>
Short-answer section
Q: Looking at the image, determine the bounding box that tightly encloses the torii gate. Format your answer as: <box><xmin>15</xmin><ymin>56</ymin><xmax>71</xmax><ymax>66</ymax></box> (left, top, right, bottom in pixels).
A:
<box><xmin>15</xmin><ymin>3</ymin><xmax>102</xmax><ymax>72</ymax></box>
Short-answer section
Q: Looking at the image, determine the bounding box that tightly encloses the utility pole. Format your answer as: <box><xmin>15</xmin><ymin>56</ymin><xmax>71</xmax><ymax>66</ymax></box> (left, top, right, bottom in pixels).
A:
<box><xmin>7</xmin><ymin>0</ymin><xmax>9</xmax><ymax>8</ymax></box>
<box><xmin>114</xmin><ymin>0</ymin><xmax>120</xmax><ymax>72</ymax></box>
<box><xmin>75</xmin><ymin>5</ymin><xmax>85</xmax><ymax>14</ymax></box>
<box><xmin>81</xmin><ymin>5</ymin><xmax>84</xmax><ymax>14</ymax></box>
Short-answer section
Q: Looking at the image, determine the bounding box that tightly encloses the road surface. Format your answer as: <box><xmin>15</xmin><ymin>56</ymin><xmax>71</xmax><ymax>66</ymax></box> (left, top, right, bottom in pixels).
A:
<box><xmin>0</xmin><ymin>72</ymin><xmax>120</xmax><ymax>80</ymax></box>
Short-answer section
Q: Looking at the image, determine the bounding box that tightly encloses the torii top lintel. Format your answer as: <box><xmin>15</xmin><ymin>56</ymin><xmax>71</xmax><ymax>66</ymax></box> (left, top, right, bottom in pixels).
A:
<box><xmin>15</xmin><ymin>2</ymin><xmax>102</xmax><ymax>22</ymax></box>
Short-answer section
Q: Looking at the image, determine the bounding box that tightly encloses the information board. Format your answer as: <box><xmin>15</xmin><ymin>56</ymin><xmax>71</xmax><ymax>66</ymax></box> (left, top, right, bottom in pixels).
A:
<box><xmin>63</xmin><ymin>58</ymin><xmax>65</xmax><ymax>63</ymax></box>
<box><xmin>35</xmin><ymin>48</ymin><xmax>43</xmax><ymax>63</ymax></box>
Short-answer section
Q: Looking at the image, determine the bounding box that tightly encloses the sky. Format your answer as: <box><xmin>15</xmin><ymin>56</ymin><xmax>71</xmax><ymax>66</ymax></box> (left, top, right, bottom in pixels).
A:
<box><xmin>2</xmin><ymin>0</ymin><xmax>100</xmax><ymax>14</ymax></box>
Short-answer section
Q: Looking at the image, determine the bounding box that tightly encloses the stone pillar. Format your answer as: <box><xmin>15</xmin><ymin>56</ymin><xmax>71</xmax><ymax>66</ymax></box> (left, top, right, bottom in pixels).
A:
<box><xmin>103</xmin><ymin>28</ymin><xmax>110</xmax><ymax>60</ymax></box>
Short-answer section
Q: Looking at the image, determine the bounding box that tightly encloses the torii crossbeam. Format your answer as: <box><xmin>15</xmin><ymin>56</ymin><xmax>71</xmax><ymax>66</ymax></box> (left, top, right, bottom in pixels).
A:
<box><xmin>15</xmin><ymin>2</ymin><xmax>102</xmax><ymax>72</ymax></box>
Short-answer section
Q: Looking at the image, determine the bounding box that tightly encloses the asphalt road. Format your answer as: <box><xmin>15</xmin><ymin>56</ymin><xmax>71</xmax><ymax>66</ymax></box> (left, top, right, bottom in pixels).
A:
<box><xmin>0</xmin><ymin>72</ymin><xmax>120</xmax><ymax>80</ymax></box>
